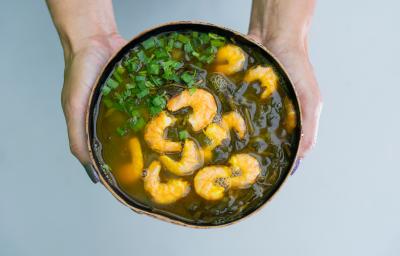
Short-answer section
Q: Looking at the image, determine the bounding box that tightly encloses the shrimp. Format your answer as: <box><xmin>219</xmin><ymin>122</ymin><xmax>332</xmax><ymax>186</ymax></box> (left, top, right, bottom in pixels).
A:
<box><xmin>144</xmin><ymin>111</ymin><xmax>182</xmax><ymax>153</ymax></box>
<box><xmin>283</xmin><ymin>97</ymin><xmax>297</xmax><ymax>134</ymax></box>
<box><xmin>159</xmin><ymin>139</ymin><xmax>203</xmax><ymax>176</ymax></box>
<box><xmin>243</xmin><ymin>65</ymin><xmax>278</xmax><ymax>99</ymax></box>
<box><xmin>194</xmin><ymin>166</ymin><xmax>231</xmax><ymax>201</ymax></box>
<box><xmin>202</xmin><ymin>123</ymin><xmax>229</xmax><ymax>161</ymax></box>
<box><xmin>114</xmin><ymin>137</ymin><xmax>144</xmax><ymax>185</ymax></box>
<box><xmin>167</xmin><ymin>89</ymin><xmax>217</xmax><ymax>131</ymax></box>
<box><xmin>220</xmin><ymin>111</ymin><xmax>247</xmax><ymax>139</ymax></box>
<box><xmin>214</xmin><ymin>44</ymin><xmax>246</xmax><ymax>75</ymax></box>
<box><xmin>143</xmin><ymin>161</ymin><xmax>190</xmax><ymax>204</ymax></box>
<box><xmin>202</xmin><ymin>111</ymin><xmax>247</xmax><ymax>161</ymax></box>
<box><xmin>229</xmin><ymin>154</ymin><xmax>261</xmax><ymax>189</ymax></box>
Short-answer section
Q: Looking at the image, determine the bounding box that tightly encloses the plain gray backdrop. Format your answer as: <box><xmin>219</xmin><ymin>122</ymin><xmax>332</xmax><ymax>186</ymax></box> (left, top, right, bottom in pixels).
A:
<box><xmin>1</xmin><ymin>1</ymin><xmax>399</xmax><ymax>255</ymax></box>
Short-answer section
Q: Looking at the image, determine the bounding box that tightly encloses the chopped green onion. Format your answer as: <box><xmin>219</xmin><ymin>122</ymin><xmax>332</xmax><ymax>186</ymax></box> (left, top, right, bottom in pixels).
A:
<box><xmin>116</xmin><ymin>127</ymin><xmax>128</xmax><ymax>136</ymax></box>
<box><xmin>152</xmin><ymin>95</ymin><xmax>166</xmax><ymax>107</ymax></box>
<box><xmin>133</xmin><ymin>117</ymin><xmax>146</xmax><ymax>132</ymax></box>
<box><xmin>178</xmin><ymin>130</ymin><xmax>189</xmax><ymax>140</ymax></box>
<box><xmin>167</xmin><ymin>38</ymin><xmax>174</xmax><ymax>51</ymax></box>
<box><xmin>199</xmin><ymin>33</ymin><xmax>210</xmax><ymax>44</ymax></box>
<box><xmin>149</xmin><ymin>105</ymin><xmax>163</xmax><ymax>116</ymax></box>
<box><xmin>113</xmin><ymin>72</ymin><xmax>123</xmax><ymax>83</ymax></box>
<box><xmin>137</xmin><ymin>88</ymin><xmax>149</xmax><ymax>98</ymax></box>
<box><xmin>192</xmin><ymin>51</ymin><xmax>200</xmax><ymax>58</ymax></box>
<box><xmin>106</xmin><ymin>78</ymin><xmax>119</xmax><ymax>89</ymax></box>
<box><xmin>189</xmin><ymin>87</ymin><xmax>197</xmax><ymax>95</ymax></box>
<box><xmin>209</xmin><ymin>33</ymin><xmax>225</xmax><ymax>41</ymax></box>
<box><xmin>147</xmin><ymin>62</ymin><xmax>160</xmax><ymax>75</ymax></box>
<box><xmin>155</xmin><ymin>37</ymin><xmax>165</xmax><ymax>47</ymax></box>
<box><xmin>136</xmin><ymin>80</ymin><xmax>146</xmax><ymax>90</ymax></box>
<box><xmin>181</xmin><ymin>71</ymin><xmax>195</xmax><ymax>86</ymax></box>
<box><xmin>174</xmin><ymin>41</ymin><xmax>183</xmax><ymax>49</ymax></box>
<box><xmin>116</xmin><ymin>65</ymin><xmax>125</xmax><ymax>74</ymax></box>
<box><xmin>142</xmin><ymin>37</ymin><xmax>156</xmax><ymax>50</ymax></box>
<box><xmin>129</xmin><ymin>61</ymin><xmax>139</xmax><ymax>72</ymax></box>
<box><xmin>130</xmin><ymin>117</ymin><xmax>146</xmax><ymax>132</ymax></box>
<box><xmin>137</xmin><ymin>50</ymin><xmax>147</xmax><ymax>63</ymax></box>
<box><xmin>101</xmin><ymin>86</ymin><xmax>111</xmax><ymax>95</ymax></box>
<box><xmin>131</xmin><ymin>109</ymin><xmax>141</xmax><ymax>118</ymax></box>
<box><xmin>211</xmin><ymin>39</ymin><xmax>225</xmax><ymax>47</ymax></box>
<box><xmin>149</xmin><ymin>75</ymin><xmax>163</xmax><ymax>86</ymax></box>
<box><xmin>154</xmin><ymin>48</ymin><xmax>169</xmax><ymax>59</ymax></box>
<box><xmin>184</xmin><ymin>42</ymin><xmax>193</xmax><ymax>53</ymax></box>
<box><xmin>177</xmin><ymin>34</ymin><xmax>189</xmax><ymax>43</ymax></box>
<box><xmin>126</xmin><ymin>83</ymin><xmax>135</xmax><ymax>89</ymax></box>
<box><xmin>135</xmin><ymin>75</ymin><xmax>146</xmax><ymax>82</ymax></box>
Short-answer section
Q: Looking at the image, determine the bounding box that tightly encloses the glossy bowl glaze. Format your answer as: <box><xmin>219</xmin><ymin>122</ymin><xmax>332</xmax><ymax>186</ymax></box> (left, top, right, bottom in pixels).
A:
<box><xmin>86</xmin><ymin>21</ymin><xmax>302</xmax><ymax>228</ymax></box>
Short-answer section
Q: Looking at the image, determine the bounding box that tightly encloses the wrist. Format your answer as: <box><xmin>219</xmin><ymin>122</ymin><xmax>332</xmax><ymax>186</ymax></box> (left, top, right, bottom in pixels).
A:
<box><xmin>248</xmin><ymin>0</ymin><xmax>315</xmax><ymax>55</ymax></box>
<box><xmin>248</xmin><ymin>28</ymin><xmax>308</xmax><ymax>55</ymax></box>
<box><xmin>60</xmin><ymin>28</ymin><xmax>119</xmax><ymax>61</ymax></box>
<box><xmin>47</xmin><ymin>0</ymin><xmax>118</xmax><ymax>61</ymax></box>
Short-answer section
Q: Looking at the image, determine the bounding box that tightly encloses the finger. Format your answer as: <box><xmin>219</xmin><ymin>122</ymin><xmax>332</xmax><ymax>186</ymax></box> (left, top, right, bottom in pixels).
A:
<box><xmin>296</xmin><ymin>72</ymin><xmax>323</xmax><ymax>158</ymax></box>
<box><xmin>62</xmin><ymin>50</ymin><xmax>105</xmax><ymax>165</ymax></box>
<box><xmin>64</xmin><ymin>102</ymin><xmax>91</xmax><ymax>164</ymax></box>
<box><xmin>273</xmin><ymin>51</ymin><xmax>322</xmax><ymax>159</ymax></box>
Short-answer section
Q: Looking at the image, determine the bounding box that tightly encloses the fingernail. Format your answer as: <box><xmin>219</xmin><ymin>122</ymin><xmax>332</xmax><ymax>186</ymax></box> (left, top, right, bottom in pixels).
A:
<box><xmin>291</xmin><ymin>158</ymin><xmax>302</xmax><ymax>175</ymax></box>
<box><xmin>83</xmin><ymin>164</ymin><xmax>99</xmax><ymax>183</ymax></box>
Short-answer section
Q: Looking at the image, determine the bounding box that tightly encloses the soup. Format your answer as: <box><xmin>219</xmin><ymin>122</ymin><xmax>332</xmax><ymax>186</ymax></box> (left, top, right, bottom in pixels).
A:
<box><xmin>93</xmin><ymin>28</ymin><xmax>300</xmax><ymax>226</ymax></box>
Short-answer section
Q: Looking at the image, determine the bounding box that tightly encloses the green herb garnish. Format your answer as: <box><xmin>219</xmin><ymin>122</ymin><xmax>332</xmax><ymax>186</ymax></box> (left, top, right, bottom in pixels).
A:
<box><xmin>181</xmin><ymin>71</ymin><xmax>195</xmax><ymax>86</ymax></box>
<box><xmin>116</xmin><ymin>127</ymin><xmax>128</xmax><ymax>136</ymax></box>
<box><xmin>103</xmin><ymin>31</ymin><xmax>227</xmax><ymax>136</ymax></box>
<box><xmin>106</xmin><ymin>78</ymin><xmax>119</xmax><ymax>89</ymax></box>
<box><xmin>178</xmin><ymin>130</ymin><xmax>189</xmax><ymax>140</ymax></box>
<box><xmin>142</xmin><ymin>37</ymin><xmax>156</xmax><ymax>50</ymax></box>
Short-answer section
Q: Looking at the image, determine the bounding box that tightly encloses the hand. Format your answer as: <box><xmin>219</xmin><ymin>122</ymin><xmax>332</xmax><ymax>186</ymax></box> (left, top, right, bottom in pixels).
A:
<box><xmin>61</xmin><ymin>33</ymin><xmax>126</xmax><ymax>172</ymax></box>
<box><xmin>248</xmin><ymin>0</ymin><xmax>322</xmax><ymax>160</ymax></box>
<box><xmin>247</xmin><ymin>34</ymin><xmax>322</xmax><ymax>159</ymax></box>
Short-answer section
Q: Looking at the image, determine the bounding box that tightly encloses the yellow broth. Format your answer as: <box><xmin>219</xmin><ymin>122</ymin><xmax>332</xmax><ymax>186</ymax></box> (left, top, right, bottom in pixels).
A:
<box><xmin>95</xmin><ymin>30</ymin><xmax>299</xmax><ymax>225</ymax></box>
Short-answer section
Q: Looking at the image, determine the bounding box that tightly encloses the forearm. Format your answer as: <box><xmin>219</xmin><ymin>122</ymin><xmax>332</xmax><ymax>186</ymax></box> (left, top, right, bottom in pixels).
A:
<box><xmin>249</xmin><ymin>0</ymin><xmax>316</xmax><ymax>48</ymax></box>
<box><xmin>46</xmin><ymin>0</ymin><xmax>118</xmax><ymax>59</ymax></box>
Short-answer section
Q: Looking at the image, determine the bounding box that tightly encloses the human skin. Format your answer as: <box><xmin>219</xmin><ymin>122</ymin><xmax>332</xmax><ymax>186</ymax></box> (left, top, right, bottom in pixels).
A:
<box><xmin>248</xmin><ymin>0</ymin><xmax>322</xmax><ymax>160</ymax></box>
<box><xmin>47</xmin><ymin>0</ymin><xmax>321</xmax><ymax>182</ymax></box>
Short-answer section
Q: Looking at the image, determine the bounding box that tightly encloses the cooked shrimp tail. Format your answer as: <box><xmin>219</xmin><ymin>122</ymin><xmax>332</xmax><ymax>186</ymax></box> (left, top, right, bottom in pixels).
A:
<box><xmin>167</xmin><ymin>89</ymin><xmax>217</xmax><ymax>132</ymax></box>
<box><xmin>160</xmin><ymin>139</ymin><xmax>203</xmax><ymax>176</ymax></box>
<box><xmin>201</xmin><ymin>111</ymin><xmax>247</xmax><ymax>162</ymax></box>
<box><xmin>214</xmin><ymin>44</ymin><xmax>246</xmax><ymax>75</ymax></box>
<box><xmin>144</xmin><ymin>111</ymin><xmax>182</xmax><ymax>153</ymax></box>
<box><xmin>243</xmin><ymin>65</ymin><xmax>278</xmax><ymax>99</ymax></box>
<box><xmin>114</xmin><ymin>137</ymin><xmax>144</xmax><ymax>185</ymax></box>
<box><xmin>283</xmin><ymin>97</ymin><xmax>297</xmax><ymax>134</ymax></box>
<box><xmin>229</xmin><ymin>154</ymin><xmax>261</xmax><ymax>189</ymax></box>
<box><xmin>143</xmin><ymin>161</ymin><xmax>190</xmax><ymax>204</ymax></box>
<box><xmin>221</xmin><ymin>111</ymin><xmax>247</xmax><ymax>139</ymax></box>
<box><xmin>194</xmin><ymin>166</ymin><xmax>231</xmax><ymax>200</ymax></box>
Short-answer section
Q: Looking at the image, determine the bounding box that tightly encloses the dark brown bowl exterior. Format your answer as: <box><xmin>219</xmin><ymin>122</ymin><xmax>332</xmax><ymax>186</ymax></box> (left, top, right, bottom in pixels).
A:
<box><xmin>85</xmin><ymin>21</ymin><xmax>302</xmax><ymax>228</ymax></box>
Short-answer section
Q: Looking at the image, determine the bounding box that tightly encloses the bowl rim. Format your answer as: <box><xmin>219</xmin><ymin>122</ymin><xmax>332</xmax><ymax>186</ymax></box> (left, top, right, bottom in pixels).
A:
<box><xmin>85</xmin><ymin>20</ymin><xmax>303</xmax><ymax>228</ymax></box>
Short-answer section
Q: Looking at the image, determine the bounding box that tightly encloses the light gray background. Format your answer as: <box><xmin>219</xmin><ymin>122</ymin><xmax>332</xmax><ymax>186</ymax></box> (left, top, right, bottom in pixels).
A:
<box><xmin>1</xmin><ymin>1</ymin><xmax>399</xmax><ymax>255</ymax></box>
